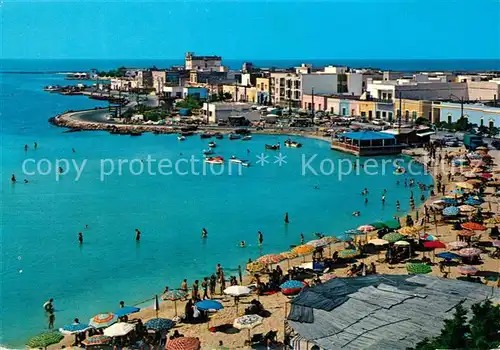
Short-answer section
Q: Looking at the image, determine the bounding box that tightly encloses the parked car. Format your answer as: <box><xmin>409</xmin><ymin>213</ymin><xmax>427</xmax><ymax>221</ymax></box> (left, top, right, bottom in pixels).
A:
<box><xmin>372</xmin><ymin>119</ymin><xmax>385</xmax><ymax>126</ymax></box>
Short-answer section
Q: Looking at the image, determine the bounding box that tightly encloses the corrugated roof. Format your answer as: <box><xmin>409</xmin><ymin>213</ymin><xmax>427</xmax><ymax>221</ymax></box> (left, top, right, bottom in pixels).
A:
<box><xmin>287</xmin><ymin>274</ymin><xmax>500</xmax><ymax>350</ymax></box>
<box><xmin>341</xmin><ymin>131</ymin><xmax>396</xmax><ymax>141</ymax></box>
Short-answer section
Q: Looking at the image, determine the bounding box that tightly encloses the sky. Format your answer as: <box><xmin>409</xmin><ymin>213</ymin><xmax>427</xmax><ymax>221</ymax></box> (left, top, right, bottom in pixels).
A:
<box><xmin>1</xmin><ymin>0</ymin><xmax>499</xmax><ymax>60</ymax></box>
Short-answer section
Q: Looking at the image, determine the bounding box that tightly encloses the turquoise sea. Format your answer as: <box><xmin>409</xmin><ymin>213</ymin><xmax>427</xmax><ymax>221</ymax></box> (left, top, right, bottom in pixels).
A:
<box><xmin>0</xmin><ymin>65</ymin><xmax>433</xmax><ymax>347</ymax></box>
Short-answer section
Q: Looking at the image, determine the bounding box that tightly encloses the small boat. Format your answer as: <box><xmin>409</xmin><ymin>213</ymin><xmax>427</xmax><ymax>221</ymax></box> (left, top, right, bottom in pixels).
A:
<box><xmin>284</xmin><ymin>139</ymin><xmax>302</xmax><ymax>148</ymax></box>
<box><xmin>208</xmin><ymin>141</ymin><xmax>216</xmax><ymax>148</ymax></box>
<box><xmin>215</xmin><ymin>133</ymin><xmax>224</xmax><ymax>139</ymax></box>
<box><xmin>203</xmin><ymin>149</ymin><xmax>214</xmax><ymax>155</ymax></box>
<box><xmin>200</xmin><ymin>133</ymin><xmax>213</xmax><ymax>139</ymax></box>
<box><xmin>229</xmin><ymin>156</ymin><xmax>246</xmax><ymax>164</ymax></box>
<box><xmin>229</xmin><ymin>134</ymin><xmax>241</xmax><ymax>140</ymax></box>
<box><xmin>241</xmin><ymin>162</ymin><xmax>250</xmax><ymax>167</ymax></box>
<box><xmin>178</xmin><ymin>136</ymin><xmax>186</xmax><ymax>141</ymax></box>
<box><xmin>242</xmin><ymin>135</ymin><xmax>252</xmax><ymax>141</ymax></box>
<box><xmin>205</xmin><ymin>156</ymin><xmax>224</xmax><ymax>164</ymax></box>
<box><xmin>130</xmin><ymin>132</ymin><xmax>142</xmax><ymax>136</ymax></box>
<box><xmin>265</xmin><ymin>144</ymin><xmax>280</xmax><ymax>150</ymax></box>
<box><xmin>394</xmin><ymin>167</ymin><xmax>406</xmax><ymax>175</ymax></box>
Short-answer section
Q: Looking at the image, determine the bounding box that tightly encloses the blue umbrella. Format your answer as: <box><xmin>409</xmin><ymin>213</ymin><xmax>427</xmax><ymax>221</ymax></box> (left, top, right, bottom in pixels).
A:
<box><xmin>144</xmin><ymin>318</ymin><xmax>174</xmax><ymax>331</ymax></box>
<box><xmin>464</xmin><ymin>198</ymin><xmax>482</xmax><ymax>206</ymax></box>
<box><xmin>451</xmin><ymin>189</ymin><xmax>464</xmax><ymax>195</ymax></box>
<box><xmin>280</xmin><ymin>280</ymin><xmax>305</xmax><ymax>289</ymax></box>
<box><xmin>114</xmin><ymin>306</ymin><xmax>140</xmax><ymax>317</ymax></box>
<box><xmin>440</xmin><ymin>198</ymin><xmax>458</xmax><ymax>205</ymax></box>
<box><xmin>442</xmin><ymin>206</ymin><xmax>460</xmax><ymax>216</ymax></box>
<box><xmin>436</xmin><ymin>252</ymin><xmax>461</xmax><ymax>260</ymax></box>
<box><xmin>59</xmin><ymin>323</ymin><xmax>91</xmax><ymax>335</ymax></box>
<box><xmin>195</xmin><ymin>300</ymin><xmax>223</xmax><ymax>311</ymax></box>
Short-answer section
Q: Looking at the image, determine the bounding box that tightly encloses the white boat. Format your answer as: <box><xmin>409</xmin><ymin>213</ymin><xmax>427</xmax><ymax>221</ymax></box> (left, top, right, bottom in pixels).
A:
<box><xmin>241</xmin><ymin>162</ymin><xmax>250</xmax><ymax>167</ymax></box>
<box><xmin>178</xmin><ymin>136</ymin><xmax>186</xmax><ymax>141</ymax></box>
<box><xmin>204</xmin><ymin>156</ymin><xmax>224</xmax><ymax>164</ymax></box>
<box><xmin>208</xmin><ymin>141</ymin><xmax>216</xmax><ymax>148</ymax></box>
<box><xmin>203</xmin><ymin>149</ymin><xmax>214</xmax><ymax>155</ymax></box>
<box><xmin>242</xmin><ymin>135</ymin><xmax>252</xmax><ymax>141</ymax></box>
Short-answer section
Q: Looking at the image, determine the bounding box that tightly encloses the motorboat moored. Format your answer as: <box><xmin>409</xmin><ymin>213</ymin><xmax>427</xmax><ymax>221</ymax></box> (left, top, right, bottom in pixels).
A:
<box><xmin>203</xmin><ymin>149</ymin><xmax>214</xmax><ymax>155</ymax></box>
<box><xmin>242</xmin><ymin>135</ymin><xmax>252</xmax><ymax>141</ymax></box>
<box><xmin>265</xmin><ymin>143</ymin><xmax>280</xmax><ymax>150</ymax></box>
<box><xmin>178</xmin><ymin>136</ymin><xmax>186</xmax><ymax>141</ymax></box>
<box><xmin>208</xmin><ymin>141</ymin><xmax>217</xmax><ymax>148</ymax></box>
<box><xmin>229</xmin><ymin>134</ymin><xmax>241</xmax><ymax>140</ymax></box>
<box><xmin>204</xmin><ymin>156</ymin><xmax>224</xmax><ymax>164</ymax></box>
<box><xmin>284</xmin><ymin>139</ymin><xmax>302</xmax><ymax>148</ymax></box>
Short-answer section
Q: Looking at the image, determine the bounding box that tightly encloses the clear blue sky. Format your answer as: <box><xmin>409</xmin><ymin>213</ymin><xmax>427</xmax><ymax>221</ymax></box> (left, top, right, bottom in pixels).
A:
<box><xmin>1</xmin><ymin>0</ymin><xmax>499</xmax><ymax>59</ymax></box>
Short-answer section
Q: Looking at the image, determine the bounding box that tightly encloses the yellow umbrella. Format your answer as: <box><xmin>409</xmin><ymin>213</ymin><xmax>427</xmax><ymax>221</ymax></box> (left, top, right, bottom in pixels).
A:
<box><xmin>485</xmin><ymin>217</ymin><xmax>500</xmax><ymax>225</ymax></box>
<box><xmin>466</xmin><ymin>179</ymin><xmax>483</xmax><ymax>185</ymax></box>
<box><xmin>280</xmin><ymin>251</ymin><xmax>297</xmax><ymax>260</ymax></box>
<box><xmin>246</xmin><ymin>261</ymin><xmax>265</xmax><ymax>273</ymax></box>
<box><xmin>455</xmin><ymin>182</ymin><xmax>474</xmax><ymax>190</ymax></box>
<box><xmin>398</xmin><ymin>226</ymin><xmax>423</xmax><ymax>236</ymax></box>
<box><xmin>292</xmin><ymin>244</ymin><xmax>315</xmax><ymax>256</ymax></box>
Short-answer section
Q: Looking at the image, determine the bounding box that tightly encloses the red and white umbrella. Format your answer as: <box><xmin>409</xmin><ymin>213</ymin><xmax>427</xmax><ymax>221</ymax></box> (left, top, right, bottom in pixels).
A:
<box><xmin>457</xmin><ymin>248</ymin><xmax>482</xmax><ymax>257</ymax></box>
<box><xmin>166</xmin><ymin>337</ymin><xmax>200</xmax><ymax>350</ymax></box>
<box><xmin>448</xmin><ymin>241</ymin><xmax>468</xmax><ymax>250</ymax></box>
<box><xmin>357</xmin><ymin>225</ymin><xmax>376</xmax><ymax>233</ymax></box>
<box><xmin>457</xmin><ymin>265</ymin><xmax>478</xmax><ymax>275</ymax></box>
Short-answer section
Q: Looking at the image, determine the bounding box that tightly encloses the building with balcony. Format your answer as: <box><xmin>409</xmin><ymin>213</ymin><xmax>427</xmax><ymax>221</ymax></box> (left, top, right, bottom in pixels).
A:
<box><xmin>256</xmin><ymin>77</ymin><xmax>271</xmax><ymax>105</ymax></box>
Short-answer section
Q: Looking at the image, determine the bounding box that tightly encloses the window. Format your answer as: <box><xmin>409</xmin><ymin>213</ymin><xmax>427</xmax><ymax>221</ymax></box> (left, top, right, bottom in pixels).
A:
<box><xmin>376</xmin><ymin>111</ymin><xmax>380</xmax><ymax>118</ymax></box>
<box><xmin>368</xmin><ymin>111</ymin><xmax>373</xmax><ymax>119</ymax></box>
<box><xmin>342</xmin><ymin>107</ymin><xmax>346</xmax><ymax>115</ymax></box>
<box><xmin>382</xmin><ymin>111</ymin><xmax>387</xmax><ymax>119</ymax></box>
<box><xmin>307</xmin><ymin>102</ymin><xmax>311</xmax><ymax>110</ymax></box>
<box><xmin>447</xmin><ymin>114</ymin><xmax>452</xmax><ymax>124</ymax></box>
<box><xmin>388</xmin><ymin>112</ymin><xmax>393</xmax><ymax>121</ymax></box>
<box><xmin>412</xmin><ymin>111</ymin><xmax>417</xmax><ymax>120</ymax></box>
<box><xmin>318</xmin><ymin>104</ymin><xmax>322</xmax><ymax>110</ymax></box>
<box><xmin>489</xmin><ymin>120</ymin><xmax>494</xmax><ymax>129</ymax></box>
<box><xmin>388</xmin><ymin>93</ymin><xmax>393</xmax><ymax>100</ymax></box>
<box><xmin>361</xmin><ymin>111</ymin><xmax>366</xmax><ymax>117</ymax></box>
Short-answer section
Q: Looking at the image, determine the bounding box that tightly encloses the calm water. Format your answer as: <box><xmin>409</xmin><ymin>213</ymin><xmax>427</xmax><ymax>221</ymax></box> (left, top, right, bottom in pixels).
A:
<box><xmin>0</xmin><ymin>65</ymin><xmax>432</xmax><ymax>347</ymax></box>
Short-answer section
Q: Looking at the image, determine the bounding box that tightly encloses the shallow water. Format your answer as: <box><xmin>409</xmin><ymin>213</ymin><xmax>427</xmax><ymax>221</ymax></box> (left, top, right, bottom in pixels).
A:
<box><xmin>0</xmin><ymin>71</ymin><xmax>432</xmax><ymax>346</ymax></box>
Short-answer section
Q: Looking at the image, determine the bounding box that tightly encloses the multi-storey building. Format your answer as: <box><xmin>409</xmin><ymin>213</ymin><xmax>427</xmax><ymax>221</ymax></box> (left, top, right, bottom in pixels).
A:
<box><xmin>185</xmin><ymin>52</ymin><xmax>222</xmax><ymax>71</ymax></box>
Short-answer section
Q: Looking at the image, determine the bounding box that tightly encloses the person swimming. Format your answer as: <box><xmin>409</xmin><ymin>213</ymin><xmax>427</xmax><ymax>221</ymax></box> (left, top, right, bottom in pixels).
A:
<box><xmin>24</xmin><ymin>179</ymin><xmax>29</xmax><ymax>184</ymax></box>
<box><xmin>85</xmin><ymin>224</ymin><xmax>88</xmax><ymax>229</ymax></box>
<box><xmin>352</xmin><ymin>211</ymin><xmax>360</xmax><ymax>216</ymax></box>
<box><xmin>72</xmin><ymin>148</ymin><xmax>76</xmax><ymax>153</ymax></box>
<box><xmin>34</xmin><ymin>142</ymin><xmax>38</xmax><ymax>149</ymax></box>
<box><xmin>202</xmin><ymin>228</ymin><xmax>208</xmax><ymax>238</ymax></box>
<box><xmin>284</xmin><ymin>212</ymin><xmax>289</xmax><ymax>224</ymax></box>
<box><xmin>240</xmin><ymin>241</ymin><xmax>246</xmax><ymax>247</ymax></box>
<box><xmin>58</xmin><ymin>167</ymin><xmax>63</xmax><ymax>174</ymax></box>
<box><xmin>24</xmin><ymin>144</ymin><xmax>28</xmax><ymax>152</ymax></box>
<box><xmin>257</xmin><ymin>231</ymin><xmax>263</xmax><ymax>245</ymax></box>
<box><xmin>135</xmin><ymin>229</ymin><xmax>141</xmax><ymax>241</ymax></box>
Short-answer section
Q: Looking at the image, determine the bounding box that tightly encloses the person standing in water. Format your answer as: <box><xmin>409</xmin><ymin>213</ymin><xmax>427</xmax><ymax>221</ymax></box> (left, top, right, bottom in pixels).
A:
<box><xmin>202</xmin><ymin>228</ymin><xmax>207</xmax><ymax>238</ymax></box>
<box><xmin>11</xmin><ymin>174</ymin><xmax>16</xmax><ymax>183</ymax></box>
<box><xmin>284</xmin><ymin>212</ymin><xmax>289</xmax><ymax>224</ymax></box>
<box><xmin>34</xmin><ymin>142</ymin><xmax>38</xmax><ymax>149</ymax></box>
<box><xmin>24</xmin><ymin>144</ymin><xmax>28</xmax><ymax>152</ymax></box>
<box><xmin>48</xmin><ymin>311</ymin><xmax>55</xmax><ymax>329</ymax></box>
<box><xmin>72</xmin><ymin>148</ymin><xmax>76</xmax><ymax>153</ymax></box>
<box><xmin>381</xmin><ymin>195</ymin><xmax>386</xmax><ymax>205</ymax></box>
<box><xmin>78</xmin><ymin>232</ymin><xmax>83</xmax><ymax>244</ymax></box>
<box><xmin>258</xmin><ymin>231</ymin><xmax>263</xmax><ymax>245</ymax></box>
<box><xmin>300</xmin><ymin>233</ymin><xmax>305</xmax><ymax>244</ymax></box>
<box><xmin>396</xmin><ymin>200</ymin><xmax>400</xmax><ymax>211</ymax></box>
<box><xmin>135</xmin><ymin>229</ymin><xmax>141</xmax><ymax>241</ymax></box>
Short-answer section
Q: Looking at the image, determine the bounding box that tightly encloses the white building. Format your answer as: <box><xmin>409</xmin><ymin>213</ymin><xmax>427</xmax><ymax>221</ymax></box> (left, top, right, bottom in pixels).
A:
<box><xmin>367</xmin><ymin>81</ymin><xmax>469</xmax><ymax>101</ymax></box>
<box><xmin>185</xmin><ymin>52</ymin><xmax>222</xmax><ymax>71</ymax></box>
<box><xmin>202</xmin><ymin>102</ymin><xmax>256</xmax><ymax>123</ymax></box>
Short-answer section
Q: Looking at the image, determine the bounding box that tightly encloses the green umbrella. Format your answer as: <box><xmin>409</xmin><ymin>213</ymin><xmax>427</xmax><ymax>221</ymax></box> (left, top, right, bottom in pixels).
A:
<box><xmin>406</xmin><ymin>263</ymin><xmax>432</xmax><ymax>274</ymax></box>
<box><xmin>338</xmin><ymin>249</ymin><xmax>360</xmax><ymax>259</ymax></box>
<box><xmin>382</xmin><ymin>232</ymin><xmax>405</xmax><ymax>243</ymax></box>
<box><xmin>27</xmin><ymin>331</ymin><xmax>64</xmax><ymax>349</ymax></box>
<box><xmin>383</xmin><ymin>219</ymin><xmax>401</xmax><ymax>230</ymax></box>
<box><xmin>370</xmin><ymin>221</ymin><xmax>387</xmax><ymax>230</ymax></box>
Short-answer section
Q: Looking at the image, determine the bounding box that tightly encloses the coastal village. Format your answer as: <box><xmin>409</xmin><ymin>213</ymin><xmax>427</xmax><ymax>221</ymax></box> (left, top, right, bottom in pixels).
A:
<box><xmin>30</xmin><ymin>54</ymin><xmax>500</xmax><ymax>349</ymax></box>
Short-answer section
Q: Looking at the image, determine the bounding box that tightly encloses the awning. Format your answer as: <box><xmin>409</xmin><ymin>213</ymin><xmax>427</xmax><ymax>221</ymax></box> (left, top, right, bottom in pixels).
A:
<box><xmin>417</xmin><ymin>131</ymin><xmax>435</xmax><ymax>137</ymax></box>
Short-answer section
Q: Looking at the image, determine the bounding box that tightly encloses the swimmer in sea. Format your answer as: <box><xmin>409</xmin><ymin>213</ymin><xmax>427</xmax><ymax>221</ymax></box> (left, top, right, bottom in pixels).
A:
<box><xmin>11</xmin><ymin>174</ymin><xmax>16</xmax><ymax>183</ymax></box>
<box><xmin>202</xmin><ymin>228</ymin><xmax>208</xmax><ymax>238</ymax></box>
<box><xmin>78</xmin><ymin>232</ymin><xmax>83</xmax><ymax>244</ymax></box>
<box><xmin>284</xmin><ymin>212</ymin><xmax>289</xmax><ymax>224</ymax></box>
<box><xmin>24</xmin><ymin>144</ymin><xmax>28</xmax><ymax>152</ymax></box>
<box><xmin>314</xmin><ymin>186</ymin><xmax>319</xmax><ymax>190</ymax></box>
<box><xmin>352</xmin><ymin>211</ymin><xmax>360</xmax><ymax>217</ymax></box>
<box><xmin>240</xmin><ymin>241</ymin><xmax>246</xmax><ymax>247</ymax></box>
<box><xmin>135</xmin><ymin>229</ymin><xmax>141</xmax><ymax>241</ymax></box>
<box><xmin>85</xmin><ymin>224</ymin><xmax>88</xmax><ymax>229</ymax></box>
<box><xmin>24</xmin><ymin>179</ymin><xmax>28</xmax><ymax>184</ymax></box>
<box><xmin>72</xmin><ymin>148</ymin><xmax>76</xmax><ymax>153</ymax></box>
<box><xmin>58</xmin><ymin>167</ymin><xmax>63</xmax><ymax>174</ymax></box>
<box><xmin>34</xmin><ymin>142</ymin><xmax>38</xmax><ymax>149</ymax></box>
<box><xmin>257</xmin><ymin>231</ymin><xmax>263</xmax><ymax>245</ymax></box>
<box><xmin>364</xmin><ymin>197</ymin><xmax>368</xmax><ymax>204</ymax></box>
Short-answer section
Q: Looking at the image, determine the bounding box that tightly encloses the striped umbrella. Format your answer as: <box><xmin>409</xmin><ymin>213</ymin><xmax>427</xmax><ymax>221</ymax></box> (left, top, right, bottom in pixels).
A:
<box><xmin>82</xmin><ymin>335</ymin><xmax>111</xmax><ymax>346</ymax></box>
<box><xmin>59</xmin><ymin>323</ymin><xmax>91</xmax><ymax>335</ymax></box>
<box><xmin>257</xmin><ymin>254</ymin><xmax>284</xmax><ymax>265</ymax></box>
<box><xmin>382</xmin><ymin>232</ymin><xmax>405</xmax><ymax>243</ymax></box>
<box><xmin>357</xmin><ymin>225</ymin><xmax>376</xmax><ymax>232</ymax></box>
<box><xmin>457</xmin><ymin>265</ymin><xmax>478</xmax><ymax>275</ymax></box>
<box><xmin>27</xmin><ymin>331</ymin><xmax>64</xmax><ymax>349</ymax></box>
<box><xmin>461</xmin><ymin>222</ymin><xmax>487</xmax><ymax>231</ymax></box>
<box><xmin>144</xmin><ymin>318</ymin><xmax>174</xmax><ymax>331</ymax></box>
<box><xmin>338</xmin><ymin>249</ymin><xmax>360</xmax><ymax>259</ymax></box>
<box><xmin>448</xmin><ymin>241</ymin><xmax>468</xmax><ymax>250</ymax></box>
<box><xmin>406</xmin><ymin>263</ymin><xmax>432</xmax><ymax>274</ymax></box>
<box><xmin>162</xmin><ymin>290</ymin><xmax>187</xmax><ymax>301</ymax></box>
<box><xmin>292</xmin><ymin>244</ymin><xmax>315</xmax><ymax>256</ymax></box>
<box><xmin>442</xmin><ymin>206</ymin><xmax>460</xmax><ymax>216</ymax></box>
<box><xmin>457</xmin><ymin>248</ymin><xmax>482</xmax><ymax>257</ymax></box>
<box><xmin>246</xmin><ymin>261</ymin><xmax>265</xmax><ymax>273</ymax></box>
<box><xmin>89</xmin><ymin>313</ymin><xmax>118</xmax><ymax>328</ymax></box>
<box><xmin>306</xmin><ymin>239</ymin><xmax>329</xmax><ymax>248</ymax></box>
<box><xmin>320</xmin><ymin>273</ymin><xmax>337</xmax><ymax>282</ymax></box>
<box><xmin>166</xmin><ymin>337</ymin><xmax>201</xmax><ymax>350</ymax></box>
<box><xmin>280</xmin><ymin>251</ymin><xmax>297</xmax><ymax>259</ymax></box>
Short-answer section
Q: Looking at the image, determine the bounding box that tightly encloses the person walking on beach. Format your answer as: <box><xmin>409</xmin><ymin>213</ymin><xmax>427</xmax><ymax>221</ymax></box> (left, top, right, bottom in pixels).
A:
<box><xmin>48</xmin><ymin>311</ymin><xmax>55</xmax><ymax>329</ymax></box>
<box><xmin>135</xmin><ymin>229</ymin><xmax>141</xmax><ymax>241</ymax></box>
<box><xmin>192</xmin><ymin>280</ymin><xmax>199</xmax><ymax>300</ymax></box>
<box><xmin>284</xmin><ymin>212</ymin><xmax>289</xmax><ymax>224</ymax></box>
<box><xmin>78</xmin><ymin>232</ymin><xmax>83</xmax><ymax>244</ymax></box>
<box><xmin>202</xmin><ymin>277</ymin><xmax>209</xmax><ymax>299</ymax></box>
<box><xmin>209</xmin><ymin>274</ymin><xmax>217</xmax><ymax>297</ymax></box>
<box><xmin>238</xmin><ymin>265</ymin><xmax>242</xmax><ymax>284</ymax></box>
<box><xmin>258</xmin><ymin>231</ymin><xmax>263</xmax><ymax>245</ymax></box>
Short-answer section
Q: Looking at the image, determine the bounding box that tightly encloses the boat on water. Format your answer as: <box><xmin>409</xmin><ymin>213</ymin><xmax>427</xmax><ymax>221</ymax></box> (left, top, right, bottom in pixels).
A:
<box><xmin>265</xmin><ymin>143</ymin><xmax>280</xmax><ymax>150</ymax></box>
<box><xmin>200</xmin><ymin>133</ymin><xmax>214</xmax><ymax>139</ymax></box>
<box><xmin>215</xmin><ymin>133</ymin><xmax>224</xmax><ymax>139</ymax></box>
<box><xmin>205</xmin><ymin>156</ymin><xmax>224</xmax><ymax>164</ymax></box>
<box><xmin>229</xmin><ymin>134</ymin><xmax>241</xmax><ymax>140</ymax></box>
<box><xmin>242</xmin><ymin>135</ymin><xmax>252</xmax><ymax>141</ymax></box>
<box><xmin>394</xmin><ymin>167</ymin><xmax>406</xmax><ymax>175</ymax></box>
<box><xmin>203</xmin><ymin>149</ymin><xmax>214</xmax><ymax>155</ymax></box>
<box><xmin>230</xmin><ymin>157</ymin><xmax>250</xmax><ymax>167</ymax></box>
<box><xmin>208</xmin><ymin>141</ymin><xmax>216</xmax><ymax>148</ymax></box>
<box><xmin>178</xmin><ymin>136</ymin><xmax>186</xmax><ymax>141</ymax></box>
<box><xmin>284</xmin><ymin>139</ymin><xmax>302</xmax><ymax>148</ymax></box>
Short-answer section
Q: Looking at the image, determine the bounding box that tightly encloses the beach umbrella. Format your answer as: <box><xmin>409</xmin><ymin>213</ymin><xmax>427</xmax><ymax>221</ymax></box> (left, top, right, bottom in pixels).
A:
<box><xmin>233</xmin><ymin>314</ymin><xmax>263</xmax><ymax>342</ymax></box>
<box><xmin>246</xmin><ymin>261</ymin><xmax>265</xmax><ymax>273</ymax></box>
<box><xmin>280</xmin><ymin>280</ymin><xmax>306</xmax><ymax>290</ymax></box>
<box><xmin>320</xmin><ymin>273</ymin><xmax>337</xmax><ymax>282</ymax></box>
<box><xmin>338</xmin><ymin>249</ymin><xmax>360</xmax><ymax>259</ymax></box>
<box><xmin>457</xmin><ymin>265</ymin><xmax>478</xmax><ymax>275</ymax></box>
<box><xmin>114</xmin><ymin>306</ymin><xmax>140</xmax><ymax>317</ymax></box>
<box><xmin>423</xmin><ymin>241</ymin><xmax>446</xmax><ymax>249</ymax></box>
<box><xmin>492</xmin><ymin>240</ymin><xmax>500</xmax><ymax>248</ymax></box>
<box><xmin>162</xmin><ymin>290</ymin><xmax>187</xmax><ymax>317</ymax></box>
<box><xmin>144</xmin><ymin>318</ymin><xmax>174</xmax><ymax>331</ymax></box>
<box><xmin>368</xmin><ymin>238</ymin><xmax>389</xmax><ymax>246</ymax></box>
<box><xmin>459</xmin><ymin>205</ymin><xmax>476</xmax><ymax>213</ymax></box>
<box><xmin>457</xmin><ymin>248</ymin><xmax>482</xmax><ymax>257</ymax></box>
<box><xmin>452</xmin><ymin>189</ymin><xmax>465</xmax><ymax>195</ymax></box>
<box><xmin>103</xmin><ymin>322</ymin><xmax>135</xmax><ymax>337</ymax></box>
<box><xmin>442</xmin><ymin>206</ymin><xmax>460</xmax><ymax>216</ymax></box>
<box><xmin>466</xmin><ymin>179</ymin><xmax>483</xmax><ymax>185</ymax></box>
<box><xmin>480</xmin><ymin>173</ymin><xmax>493</xmax><ymax>179</ymax></box>
<box><xmin>440</xmin><ymin>198</ymin><xmax>458</xmax><ymax>205</ymax></box>
<box><xmin>370</xmin><ymin>221</ymin><xmax>387</xmax><ymax>230</ymax></box>
<box><xmin>382</xmin><ymin>232</ymin><xmax>405</xmax><ymax>243</ymax></box>
<box><xmin>27</xmin><ymin>331</ymin><xmax>64</xmax><ymax>349</ymax></box>
<box><xmin>406</xmin><ymin>263</ymin><xmax>432</xmax><ymax>274</ymax></box>
<box><xmin>420</xmin><ymin>233</ymin><xmax>437</xmax><ymax>241</ymax></box>
<box><xmin>166</xmin><ymin>337</ymin><xmax>201</xmax><ymax>350</ymax></box>
<box><xmin>485</xmin><ymin>217</ymin><xmax>500</xmax><ymax>225</ymax></box>
<box><xmin>357</xmin><ymin>225</ymin><xmax>376</xmax><ymax>232</ymax></box>
<box><xmin>463</xmin><ymin>172</ymin><xmax>479</xmax><ymax>178</ymax></box>
<box><xmin>280</xmin><ymin>251</ymin><xmax>297</xmax><ymax>260</ymax></box>
<box><xmin>399</xmin><ymin>226</ymin><xmax>423</xmax><ymax>236</ymax></box>
<box><xmin>383</xmin><ymin>219</ymin><xmax>401</xmax><ymax>230</ymax></box>
<box><xmin>306</xmin><ymin>239</ymin><xmax>329</xmax><ymax>248</ymax></box>
<box><xmin>59</xmin><ymin>323</ymin><xmax>92</xmax><ymax>335</ymax></box>
<box><xmin>436</xmin><ymin>252</ymin><xmax>461</xmax><ymax>260</ymax></box>
<box><xmin>89</xmin><ymin>313</ymin><xmax>118</xmax><ymax>328</ymax></box>
<box><xmin>257</xmin><ymin>254</ymin><xmax>284</xmax><ymax>265</ymax></box>
<box><xmin>292</xmin><ymin>244</ymin><xmax>315</xmax><ymax>256</ymax></box>
<box><xmin>461</xmin><ymin>222</ymin><xmax>487</xmax><ymax>231</ymax></box>
<box><xmin>224</xmin><ymin>285</ymin><xmax>251</xmax><ymax>297</ymax></box>
<box><xmin>321</xmin><ymin>236</ymin><xmax>340</xmax><ymax>244</ymax></box>
<box><xmin>394</xmin><ymin>240</ymin><xmax>410</xmax><ymax>246</ymax></box>
<box><xmin>448</xmin><ymin>241</ymin><xmax>468</xmax><ymax>250</ymax></box>
<box><xmin>195</xmin><ymin>299</ymin><xmax>223</xmax><ymax>311</ymax></box>
<box><xmin>81</xmin><ymin>335</ymin><xmax>111</xmax><ymax>346</ymax></box>
<box><xmin>457</xmin><ymin>230</ymin><xmax>476</xmax><ymax>237</ymax></box>
<box><xmin>464</xmin><ymin>198</ymin><xmax>482</xmax><ymax>206</ymax></box>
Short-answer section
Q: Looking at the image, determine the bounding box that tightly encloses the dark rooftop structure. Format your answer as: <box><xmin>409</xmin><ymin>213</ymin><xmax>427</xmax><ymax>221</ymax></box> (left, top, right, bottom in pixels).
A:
<box><xmin>287</xmin><ymin>274</ymin><xmax>500</xmax><ymax>350</ymax></box>
<box><xmin>332</xmin><ymin>131</ymin><xmax>402</xmax><ymax>156</ymax></box>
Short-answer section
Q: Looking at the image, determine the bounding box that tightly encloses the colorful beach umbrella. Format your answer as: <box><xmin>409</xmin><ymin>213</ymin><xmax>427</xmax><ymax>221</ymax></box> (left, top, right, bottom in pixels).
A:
<box><xmin>448</xmin><ymin>241</ymin><xmax>468</xmax><ymax>250</ymax></box>
<box><xmin>440</xmin><ymin>198</ymin><xmax>458</xmax><ymax>205</ymax></box>
<box><xmin>457</xmin><ymin>265</ymin><xmax>478</xmax><ymax>275</ymax></box>
<box><xmin>257</xmin><ymin>254</ymin><xmax>284</xmax><ymax>265</ymax></box>
<box><xmin>406</xmin><ymin>263</ymin><xmax>432</xmax><ymax>274</ymax></box>
<box><xmin>338</xmin><ymin>249</ymin><xmax>360</xmax><ymax>259</ymax></box>
<box><xmin>167</xmin><ymin>337</ymin><xmax>201</xmax><ymax>350</ymax></box>
<box><xmin>89</xmin><ymin>313</ymin><xmax>118</xmax><ymax>328</ymax></box>
<box><xmin>59</xmin><ymin>323</ymin><xmax>91</xmax><ymax>335</ymax></box>
<box><xmin>423</xmin><ymin>241</ymin><xmax>446</xmax><ymax>249</ymax></box>
<box><xmin>436</xmin><ymin>252</ymin><xmax>461</xmax><ymax>260</ymax></box>
<box><xmin>144</xmin><ymin>318</ymin><xmax>175</xmax><ymax>331</ymax></box>
<box><xmin>368</xmin><ymin>238</ymin><xmax>389</xmax><ymax>246</ymax></box>
<box><xmin>383</xmin><ymin>219</ymin><xmax>401</xmax><ymax>230</ymax></box>
<box><xmin>459</xmin><ymin>205</ymin><xmax>476</xmax><ymax>213</ymax></box>
<box><xmin>306</xmin><ymin>239</ymin><xmax>329</xmax><ymax>248</ymax></box>
<box><xmin>462</xmin><ymin>222</ymin><xmax>487</xmax><ymax>231</ymax></box>
<box><xmin>195</xmin><ymin>299</ymin><xmax>223</xmax><ymax>311</ymax></box>
<box><xmin>420</xmin><ymin>233</ymin><xmax>437</xmax><ymax>241</ymax></box>
<box><xmin>280</xmin><ymin>280</ymin><xmax>306</xmax><ymax>289</ymax></box>
<box><xmin>103</xmin><ymin>322</ymin><xmax>135</xmax><ymax>337</ymax></box>
<box><xmin>246</xmin><ymin>261</ymin><xmax>265</xmax><ymax>273</ymax></box>
<box><xmin>292</xmin><ymin>244</ymin><xmax>315</xmax><ymax>256</ymax></box>
<box><xmin>357</xmin><ymin>225</ymin><xmax>376</xmax><ymax>232</ymax></box>
<box><xmin>81</xmin><ymin>335</ymin><xmax>111</xmax><ymax>346</ymax></box>
<box><xmin>224</xmin><ymin>285</ymin><xmax>251</xmax><ymax>297</ymax></box>
<box><xmin>382</xmin><ymin>232</ymin><xmax>405</xmax><ymax>243</ymax></box>
<box><xmin>457</xmin><ymin>230</ymin><xmax>476</xmax><ymax>237</ymax></box>
<box><xmin>320</xmin><ymin>273</ymin><xmax>337</xmax><ymax>282</ymax></box>
<box><xmin>27</xmin><ymin>331</ymin><xmax>64</xmax><ymax>349</ymax></box>
<box><xmin>492</xmin><ymin>240</ymin><xmax>500</xmax><ymax>248</ymax></box>
<box><xmin>485</xmin><ymin>217</ymin><xmax>500</xmax><ymax>225</ymax></box>
<box><xmin>162</xmin><ymin>290</ymin><xmax>188</xmax><ymax>301</ymax></box>
<box><xmin>233</xmin><ymin>314</ymin><xmax>263</xmax><ymax>330</ymax></box>
<box><xmin>114</xmin><ymin>306</ymin><xmax>140</xmax><ymax>317</ymax></box>
<box><xmin>457</xmin><ymin>248</ymin><xmax>482</xmax><ymax>257</ymax></box>
<box><xmin>442</xmin><ymin>206</ymin><xmax>460</xmax><ymax>216</ymax></box>
<box><xmin>466</xmin><ymin>179</ymin><xmax>483</xmax><ymax>186</ymax></box>
<box><xmin>399</xmin><ymin>226</ymin><xmax>423</xmax><ymax>236</ymax></box>
<box><xmin>321</xmin><ymin>236</ymin><xmax>340</xmax><ymax>244</ymax></box>
<box><xmin>394</xmin><ymin>240</ymin><xmax>410</xmax><ymax>246</ymax></box>
<box><xmin>280</xmin><ymin>251</ymin><xmax>297</xmax><ymax>259</ymax></box>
